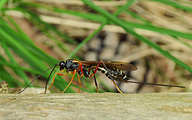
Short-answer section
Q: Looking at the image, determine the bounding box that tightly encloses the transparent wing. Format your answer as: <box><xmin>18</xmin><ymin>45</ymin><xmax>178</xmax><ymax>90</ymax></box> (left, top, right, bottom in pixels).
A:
<box><xmin>80</xmin><ymin>61</ymin><xmax>137</xmax><ymax>71</ymax></box>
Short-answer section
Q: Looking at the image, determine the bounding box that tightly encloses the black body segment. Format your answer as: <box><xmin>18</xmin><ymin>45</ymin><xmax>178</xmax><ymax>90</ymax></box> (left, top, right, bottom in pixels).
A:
<box><xmin>97</xmin><ymin>67</ymin><xmax>129</xmax><ymax>82</ymax></box>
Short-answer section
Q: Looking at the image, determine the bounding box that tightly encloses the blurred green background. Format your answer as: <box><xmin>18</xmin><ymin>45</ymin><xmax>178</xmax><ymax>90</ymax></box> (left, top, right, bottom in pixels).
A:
<box><xmin>0</xmin><ymin>0</ymin><xmax>192</xmax><ymax>93</ymax></box>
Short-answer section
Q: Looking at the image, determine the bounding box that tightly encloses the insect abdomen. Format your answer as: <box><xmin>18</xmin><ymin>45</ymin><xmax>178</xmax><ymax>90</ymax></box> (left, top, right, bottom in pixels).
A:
<box><xmin>97</xmin><ymin>67</ymin><xmax>129</xmax><ymax>82</ymax></box>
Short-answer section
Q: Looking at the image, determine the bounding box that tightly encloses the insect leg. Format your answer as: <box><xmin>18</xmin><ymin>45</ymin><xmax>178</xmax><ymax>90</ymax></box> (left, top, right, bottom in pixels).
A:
<box><xmin>42</xmin><ymin>73</ymin><xmax>66</xmax><ymax>94</ymax></box>
<box><xmin>73</xmin><ymin>60</ymin><xmax>84</xmax><ymax>77</ymax></box>
<box><xmin>20</xmin><ymin>63</ymin><xmax>59</xmax><ymax>94</ymax></box>
<box><xmin>88</xmin><ymin>60</ymin><xmax>102</xmax><ymax>77</ymax></box>
<box><xmin>78</xmin><ymin>63</ymin><xmax>84</xmax><ymax>77</ymax></box>
<box><xmin>88</xmin><ymin>67</ymin><xmax>91</xmax><ymax>74</ymax></box>
<box><xmin>99</xmin><ymin>60</ymin><xmax>123</xmax><ymax>94</ymax></box>
<box><xmin>87</xmin><ymin>60</ymin><xmax>123</xmax><ymax>93</ymax></box>
<box><xmin>111</xmin><ymin>80</ymin><xmax>122</xmax><ymax>94</ymax></box>
<box><xmin>62</xmin><ymin>70</ymin><xmax>77</xmax><ymax>93</ymax></box>
<box><xmin>92</xmin><ymin>68</ymin><xmax>99</xmax><ymax>93</ymax></box>
<box><xmin>78</xmin><ymin>74</ymin><xmax>81</xmax><ymax>93</ymax></box>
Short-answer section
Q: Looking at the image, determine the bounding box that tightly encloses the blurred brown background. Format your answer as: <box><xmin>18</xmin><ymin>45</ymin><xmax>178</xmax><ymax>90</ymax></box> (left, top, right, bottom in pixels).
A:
<box><xmin>2</xmin><ymin>0</ymin><xmax>192</xmax><ymax>93</ymax></box>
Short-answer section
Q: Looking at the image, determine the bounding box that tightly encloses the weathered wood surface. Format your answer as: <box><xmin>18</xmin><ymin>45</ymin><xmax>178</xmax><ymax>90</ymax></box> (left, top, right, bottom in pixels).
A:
<box><xmin>0</xmin><ymin>92</ymin><xmax>192</xmax><ymax>120</ymax></box>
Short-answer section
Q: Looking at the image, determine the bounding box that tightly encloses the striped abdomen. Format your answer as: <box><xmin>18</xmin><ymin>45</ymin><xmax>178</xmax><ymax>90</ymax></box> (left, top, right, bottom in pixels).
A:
<box><xmin>97</xmin><ymin>67</ymin><xmax>129</xmax><ymax>82</ymax></box>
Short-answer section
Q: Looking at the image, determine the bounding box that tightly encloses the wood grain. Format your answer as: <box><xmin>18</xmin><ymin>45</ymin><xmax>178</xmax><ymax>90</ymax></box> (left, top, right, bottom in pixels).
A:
<box><xmin>0</xmin><ymin>92</ymin><xmax>191</xmax><ymax>120</ymax></box>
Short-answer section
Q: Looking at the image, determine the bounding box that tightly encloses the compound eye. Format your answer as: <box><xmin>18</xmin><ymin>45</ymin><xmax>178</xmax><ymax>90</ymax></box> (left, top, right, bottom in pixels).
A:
<box><xmin>59</xmin><ymin>61</ymin><xmax>65</xmax><ymax>70</ymax></box>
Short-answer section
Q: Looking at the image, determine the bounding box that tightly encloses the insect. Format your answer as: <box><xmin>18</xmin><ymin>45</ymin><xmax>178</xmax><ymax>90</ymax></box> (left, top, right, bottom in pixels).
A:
<box><xmin>20</xmin><ymin>59</ymin><xmax>185</xmax><ymax>94</ymax></box>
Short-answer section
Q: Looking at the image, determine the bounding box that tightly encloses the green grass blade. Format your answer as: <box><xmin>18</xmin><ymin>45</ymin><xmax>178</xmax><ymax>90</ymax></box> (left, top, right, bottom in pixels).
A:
<box><xmin>15</xmin><ymin>4</ymin><xmax>77</xmax><ymax>45</ymax></box>
<box><xmin>82</xmin><ymin>0</ymin><xmax>192</xmax><ymax>73</ymax></box>
<box><xmin>44</xmin><ymin>8</ymin><xmax>192</xmax><ymax>40</ymax></box>
<box><xmin>68</xmin><ymin>21</ymin><xmax>107</xmax><ymax>58</ymax></box>
<box><xmin>0</xmin><ymin>28</ymin><xmax>45</xmax><ymax>70</ymax></box>
<box><xmin>69</xmin><ymin>0</ymin><xmax>136</xmax><ymax>58</ymax></box>
<box><xmin>17</xmin><ymin>2</ymin><xmax>192</xmax><ymax>40</ymax></box>
<box><xmin>113</xmin><ymin>0</ymin><xmax>136</xmax><ymax>16</ymax></box>
<box><xmin>0</xmin><ymin>17</ymin><xmax>57</xmax><ymax>64</ymax></box>
<box><xmin>1</xmin><ymin>42</ymin><xmax>31</xmax><ymax>86</ymax></box>
<box><xmin>6</xmin><ymin>15</ymin><xmax>34</xmax><ymax>44</ymax></box>
<box><xmin>0</xmin><ymin>0</ymin><xmax>6</xmax><ymax>11</ymax></box>
<box><xmin>0</xmin><ymin>55</ymin><xmax>22</xmax><ymax>87</ymax></box>
<box><xmin>150</xmin><ymin>0</ymin><xmax>192</xmax><ymax>12</ymax></box>
<box><xmin>125</xmin><ymin>10</ymin><xmax>152</xmax><ymax>25</ymax></box>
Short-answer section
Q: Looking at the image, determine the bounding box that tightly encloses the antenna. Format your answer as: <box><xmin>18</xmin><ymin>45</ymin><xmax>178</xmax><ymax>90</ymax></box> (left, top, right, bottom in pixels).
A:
<box><xmin>128</xmin><ymin>80</ymin><xmax>185</xmax><ymax>88</ymax></box>
<box><xmin>19</xmin><ymin>63</ymin><xmax>59</xmax><ymax>94</ymax></box>
<box><xmin>44</xmin><ymin>64</ymin><xmax>58</xmax><ymax>94</ymax></box>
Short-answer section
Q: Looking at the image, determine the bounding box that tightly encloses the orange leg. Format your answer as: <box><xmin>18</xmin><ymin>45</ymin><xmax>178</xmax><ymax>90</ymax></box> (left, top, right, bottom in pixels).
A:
<box><xmin>62</xmin><ymin>70</ymin><xmax>76</xmax><ymax>93</ymax></box>
<box><xmin>78</xmin><ymin>63</ymin><xmax>84</xmax><ymax>77</ymax></box>
<box><xmin>93</xmin><ymin>75</ymin><xmax>99</xmax><ymax>93</ymax></box>
<box><xmin>111</xmin><ymin>80</ymin><xmax>122</xmax><ymax>94</ymax></box>
<box><xmin>88</xmin><ymin>60</ymin><xmax>102</xmax><ymax>78</ymax></box>
<box><xmin>68</xmin><ymin>70</ymin><xmax>82</xmax><ymax>93</ymax></box>
<box><xmin>42</xmin><ymin>73</ymin><xmax>66</xmax><ymax>94</ymax></box>
<box><xmin>74</xmin><ymin>60</ymin><xmax>122</xmax><ymax>93</ymax></box>
<box><xmin>73</xmin><ymin>60</ymin><xmax>84</xmax><ymax>77</ymax></box>
<box><xmin>78</xmin><ymin>74</ymin><xmax>81</xmax><ymax>93</ymax></box>
<box><xmin>74</xmin><ymin>60</ymin><xmax>101</xmax><ymax>93</ymax></box>
<box><xmin>96</xmin><ymin>60</ymin><xmax>123</xmax><ymax>93</ymax></box>
<box><xmin>68</xmin><ymin>71</ymin><xmax>75</xmax><ymax>75</ymax></box>
<box><xmin>74</xmin><ymin>60</ymin><xmax>102</xmax><ymax>78</ymax></box>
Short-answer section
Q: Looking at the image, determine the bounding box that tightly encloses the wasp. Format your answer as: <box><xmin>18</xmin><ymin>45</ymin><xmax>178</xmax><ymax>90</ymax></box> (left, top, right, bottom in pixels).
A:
<box><xmin>20</xmin><ymin>59</ymin><xmax>185</xmax><ymax>94</ymax></box>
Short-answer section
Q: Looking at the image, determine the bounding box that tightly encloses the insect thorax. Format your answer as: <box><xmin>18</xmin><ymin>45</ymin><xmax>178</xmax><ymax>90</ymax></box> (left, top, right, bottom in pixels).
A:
<box><xmin>65</xmin><ymin>59</ymin><xmax>79</xmax><ymax>71</ymax></box>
